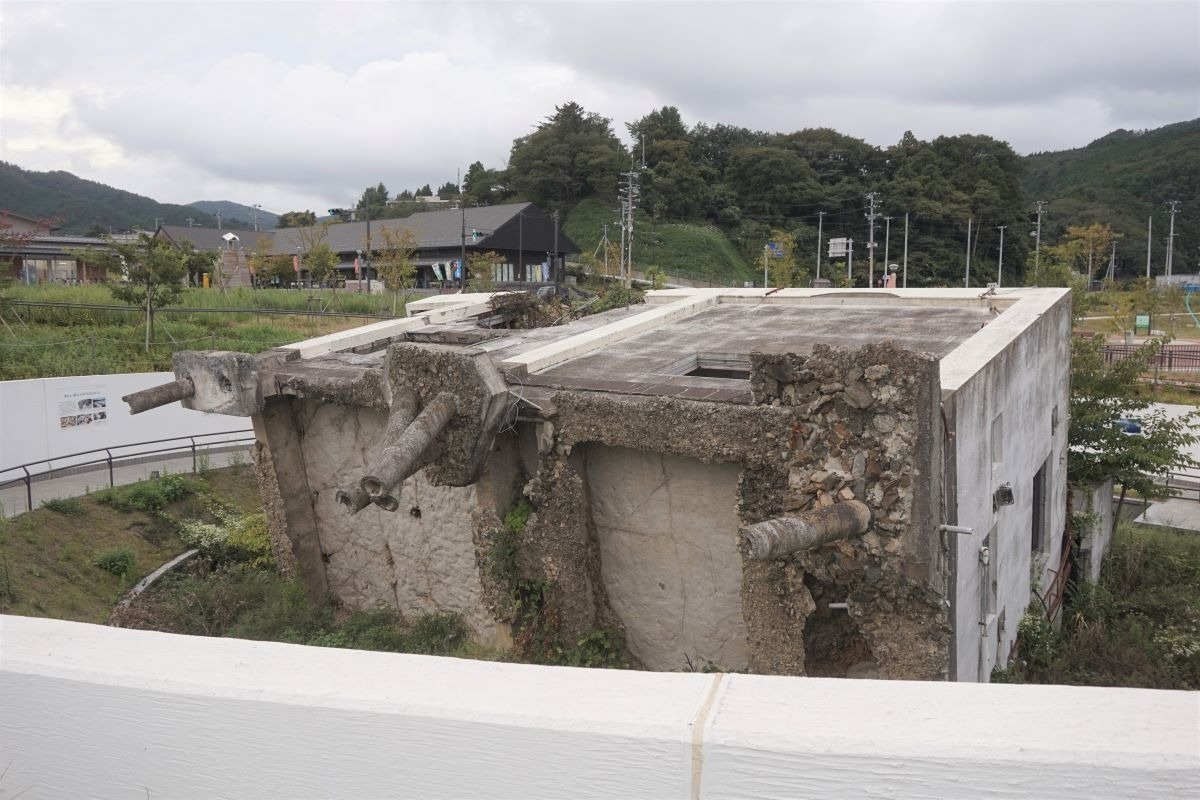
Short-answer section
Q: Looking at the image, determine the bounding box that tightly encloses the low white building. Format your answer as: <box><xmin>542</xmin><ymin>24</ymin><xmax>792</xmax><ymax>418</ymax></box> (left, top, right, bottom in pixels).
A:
<box><xmin>131</xmin><ymin>287</ymin><xmax>1072</xmax><ymax>681</ymax></box>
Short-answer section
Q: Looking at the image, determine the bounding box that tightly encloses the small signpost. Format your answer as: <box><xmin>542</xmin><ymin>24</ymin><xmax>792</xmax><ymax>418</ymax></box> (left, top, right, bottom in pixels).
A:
<box><xmin>828</xmin><ymin>238</ymin><xmax>854</xmax><ymax>284</ymax></box>
<box><xmin>1134</xmin><ymin>314</ymin><xmax>1151</xmax><ymax>335</ymax></box>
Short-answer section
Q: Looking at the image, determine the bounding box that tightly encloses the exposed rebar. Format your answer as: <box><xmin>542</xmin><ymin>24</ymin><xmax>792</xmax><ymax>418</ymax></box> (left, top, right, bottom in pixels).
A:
<box><xmin>741</xmin><ymin>500</ymin><xmax>871</xmax><ymax>560</ymax></box>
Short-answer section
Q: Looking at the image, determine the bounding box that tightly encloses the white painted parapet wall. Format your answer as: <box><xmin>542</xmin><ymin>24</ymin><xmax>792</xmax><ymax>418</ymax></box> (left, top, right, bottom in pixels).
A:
<box><xmin>1</xmin><ymin>616</ymin><xmax>1196</xmax><ymax>799</ymax></box>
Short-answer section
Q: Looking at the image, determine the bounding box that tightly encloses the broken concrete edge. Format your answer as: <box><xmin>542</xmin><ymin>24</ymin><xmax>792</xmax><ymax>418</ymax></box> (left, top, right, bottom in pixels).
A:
<box><xmin>281</xmin><ymin>294</ymin><xmax>514</xmax><ymax>361</ymax></box>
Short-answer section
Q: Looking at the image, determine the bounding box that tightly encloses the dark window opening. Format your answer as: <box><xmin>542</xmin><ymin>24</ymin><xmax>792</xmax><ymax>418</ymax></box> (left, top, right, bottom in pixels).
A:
<box><xmin>1031</xmin><ymin>459</ymin><xmax>1047</xmax><ymax>553</ymax></box>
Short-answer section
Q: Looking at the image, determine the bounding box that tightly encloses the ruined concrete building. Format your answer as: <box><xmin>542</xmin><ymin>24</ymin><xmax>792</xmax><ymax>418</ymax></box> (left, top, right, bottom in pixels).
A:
<box><xmin>126</xmin><ymin>287</ymin><xmax>1071</xmax><ymax>681</ymax></box>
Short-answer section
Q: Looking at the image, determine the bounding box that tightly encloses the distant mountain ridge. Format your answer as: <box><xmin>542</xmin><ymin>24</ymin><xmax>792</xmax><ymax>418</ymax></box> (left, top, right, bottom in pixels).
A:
<box><xmin>189</xmin><ymin>200</ymin><xmax>277</xmax><ymax>230</ymax></box>
<box><xmin>1020</xmin><ymin>118</ymin><xmax>1199</xmax><ymax>275</ymax></box>
<box><xmin>0</xmin><ymin>161</ymin><xmax>250</xmax><ymax>235</ymax></box>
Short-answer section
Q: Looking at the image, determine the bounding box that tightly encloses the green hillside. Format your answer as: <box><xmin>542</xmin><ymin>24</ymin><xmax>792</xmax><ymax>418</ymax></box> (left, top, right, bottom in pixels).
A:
<box><xmin>565</xmin><ymin>197</ymin><xmax>753</xmax><ymax>284</ymax></box>
<box><xmin>0</xmin><ymin>161</ymin><xmax>227</xmax><ymax>235</ymax></box>
<box><xmin>1021</xmin><ymin>119</ymin><xmax>1200</xmax><ymax>276</ymax></box>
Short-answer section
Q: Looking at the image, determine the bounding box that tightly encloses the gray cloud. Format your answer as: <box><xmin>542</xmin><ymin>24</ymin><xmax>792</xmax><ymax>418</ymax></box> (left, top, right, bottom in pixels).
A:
<box><xmin>1</xmin><ymin>0</ymin><xmax>1196</xmax><ymax>213</ymax></box>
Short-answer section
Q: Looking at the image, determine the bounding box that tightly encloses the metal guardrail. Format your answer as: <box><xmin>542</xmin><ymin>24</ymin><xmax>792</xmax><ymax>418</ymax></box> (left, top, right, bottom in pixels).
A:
<box><xmin>0</xmin><ymin>430</ymin><xmax>254</xmax><ymax>514</ymax></box>
<box><xmin>1160</xmin><ymin>470</ymin><xmax>1200</xmax><ymax>503</ymax></box>
<box><xmin>1103</xmin><ymin>343</ymin><xmax>1200</xmax><ymax>372</ymax></box>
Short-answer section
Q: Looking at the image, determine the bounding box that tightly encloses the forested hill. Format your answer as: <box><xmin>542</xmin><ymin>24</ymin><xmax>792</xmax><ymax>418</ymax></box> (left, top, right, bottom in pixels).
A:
<box><xmin>5</xmin><ymin>108</ymin><xmax>1196</xmax><ymax>284</ymax></box>
<box><xmin>1021</xmin><ymin>119</ymin><xmax>1200</xmax><ymax>276</ymax></box>
<box><xmin>0</xmin><ymin>161</ymin><xmax>228</xmax><ymax>235</ymax></box>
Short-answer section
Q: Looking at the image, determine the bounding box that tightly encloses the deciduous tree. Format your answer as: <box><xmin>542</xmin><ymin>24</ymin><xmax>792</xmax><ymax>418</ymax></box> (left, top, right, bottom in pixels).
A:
<box><xmin>1069</xmin><ymin>335</ymin><xmax>1199</xmax><ymax>516</ymax></box>
<box><xmin>374</xmin><ymin>226</ymin><xmax>418</xmax><ymax>315</ymax></box>
<box><xmin>105</xmin><ymin>235</ymin><xmax>187</xmax><ymax>351</ymax></box>
<box><xmin>277</xmin><ymin>210</ymin><xmax>317</xmax><ymax>228</ymax></box>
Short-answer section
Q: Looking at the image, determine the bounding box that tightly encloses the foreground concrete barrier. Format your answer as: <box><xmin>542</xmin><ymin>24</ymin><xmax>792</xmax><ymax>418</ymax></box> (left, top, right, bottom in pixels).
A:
<box><xmin>1</xmin><ymin>615</ymin><xmax>1196</xmax><ymax>799</ymax></box>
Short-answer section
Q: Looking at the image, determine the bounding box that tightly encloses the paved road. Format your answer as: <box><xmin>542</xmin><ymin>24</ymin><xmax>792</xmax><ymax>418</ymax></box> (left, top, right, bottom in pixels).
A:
<box><xmin>1</xmin><ymin>445</ymin><xmax>253</xmax><ymax>518</ymax></box>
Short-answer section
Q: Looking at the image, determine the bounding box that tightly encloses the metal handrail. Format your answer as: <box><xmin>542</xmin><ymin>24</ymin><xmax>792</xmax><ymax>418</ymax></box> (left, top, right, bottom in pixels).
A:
<box><xmin>3</xmin><ymin>299</ymin><xmax>394</xmax><ymax>320</ymax></box>
<box><xmin>0</xmin><ymin>430</ymin><xmax>254</xmax><ymax>514</ymax></box>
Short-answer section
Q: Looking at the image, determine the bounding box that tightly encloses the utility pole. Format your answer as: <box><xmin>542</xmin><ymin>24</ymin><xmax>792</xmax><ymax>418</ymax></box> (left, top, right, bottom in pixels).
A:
<box><xmin>865</xmin><ymin>192</ymin><xmax>880</xmax><ymax>286</ymax></box>
<box><xmin>1166</xmin><ymin>200</ymin><xmax>1180</xmax><ymax>277</ymax></box>
<box><xmin>618</xmin><ymin>167</ymin><xmax>640</xmax><ymax>287</ymax></box>
<box><xmin>815</xmin><ymin>211</ymin><xmax>825</xmax><ymax>282</ymax></box>
<box><xmin>882</xmin><ymin>216</ymin><xmax>893</xmax><ymax>285</ymax></box>
<box><xmin>552</xmin><ymin>209</ymin><xmax>560</xmax><ymax>291</ymax></box>
<box><xmin>1146</xmin><ymin>216</ymin><xmax>1153</xmax><ymax>279</ymax></box>
<box><xmin>1106</xmin><ymin>239</ymin><xmax>1117</xmax><ymax>283</ymax></box>
<box><xmin>216</xmin><ymin>210</ymin><xmax>222</xmax><ymax>230</ymax></box>
<box><xmin>459</xmin><ymin>168</ymin><xmax>466</xmax><ymax>287</ymax></box>
<box><xmin>902</xmin><ymin>212</ymin><xmax>909</xmax><ymax>288</ymax></box>
<box><xmin>1032</xmin><ymin>200</ymin><xmax>1046</xmax><ymax>285</ymax></box>
<box><xmin>965</xmin><ymin>217</ymin><xmax>972</xmax><ymax>288</ymax></box>
<box><xmin>996</xmin><ymin>225</ymin><xmax>1006</xmax><ymax>288</ymax></box>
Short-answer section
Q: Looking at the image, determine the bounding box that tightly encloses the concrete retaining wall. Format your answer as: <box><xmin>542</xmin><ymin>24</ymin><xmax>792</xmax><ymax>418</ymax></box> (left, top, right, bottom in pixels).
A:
<box><xmin>2</xmin><ymin>615</ymin><xmax>1196</xmax><ymax>800</ymax></box>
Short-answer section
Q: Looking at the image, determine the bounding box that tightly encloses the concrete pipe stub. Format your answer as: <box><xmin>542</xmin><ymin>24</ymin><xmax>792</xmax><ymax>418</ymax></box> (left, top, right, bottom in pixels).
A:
<box><xmin>383</xmin><ymin>343</ymin><xmax>514</xmax><ymax>486</ymax></box>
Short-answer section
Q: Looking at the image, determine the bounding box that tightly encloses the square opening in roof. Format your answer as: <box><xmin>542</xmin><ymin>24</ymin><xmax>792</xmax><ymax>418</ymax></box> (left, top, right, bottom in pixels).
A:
<box><xmin>662</xmin><ymin>353</ymin><xmax>751</xmax><ymax>381</ymax></box>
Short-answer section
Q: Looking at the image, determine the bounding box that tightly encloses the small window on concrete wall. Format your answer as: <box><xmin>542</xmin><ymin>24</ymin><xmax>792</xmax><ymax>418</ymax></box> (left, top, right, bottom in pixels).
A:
<box><xmin>991</xmin><ymin>412</ymin><xmax>1004</xmax><ymax>464</ymax></box>
<box><xmin>1031</xmin><ymin>458</ymin><xmax>1049</xmax><ymax>553</ymax></box>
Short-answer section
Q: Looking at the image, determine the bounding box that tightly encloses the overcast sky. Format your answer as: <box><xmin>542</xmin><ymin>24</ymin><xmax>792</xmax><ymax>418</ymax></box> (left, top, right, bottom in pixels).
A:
<box><xmin>2</xmin><ymin>0</ymin><xmax>1198</xmax><ymax>216</ymax></box>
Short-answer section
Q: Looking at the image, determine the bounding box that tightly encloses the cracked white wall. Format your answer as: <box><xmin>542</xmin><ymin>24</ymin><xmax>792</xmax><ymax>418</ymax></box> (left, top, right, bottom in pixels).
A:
<box><xmin>296</xmin><ymin>400</ymin><xmax>514</xmax><ymax>646</ymax></box>
<box><xmin>586</xmin><ymin>445</ymin><xmax>747</xmax><ymax>671</ymax></box>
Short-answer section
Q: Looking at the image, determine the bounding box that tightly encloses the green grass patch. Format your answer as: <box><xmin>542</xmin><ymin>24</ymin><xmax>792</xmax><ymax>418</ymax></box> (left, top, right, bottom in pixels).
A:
<box><xmin>0</xmin><ymin>466</ymin><xmax>262</xmax><ymax>623</ymax></box>
<box><xmin>92</xmin><ymin>547</ymin><xmax>135</xmax><ymax>578</ymax></box>
<box><xmin>40</xmin><ymin>497</ymin><xmax>86</xmax><ymax>515</ymax></box>
<box><xmin>0</xmin><ymin>285</ymin><xmax>392</xmax><ymax>379</ymax></box>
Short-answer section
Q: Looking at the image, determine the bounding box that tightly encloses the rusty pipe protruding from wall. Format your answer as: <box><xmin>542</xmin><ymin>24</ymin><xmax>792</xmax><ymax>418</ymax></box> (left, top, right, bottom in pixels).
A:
<box><xmin>122</xmin><ymin>377</ymin><xmax>195</xmax><ymax>415</ymax></box>
<box><xmin>740</xmin><ymin>500</ymin><xmax>871</xmax><ymax>561</ymax></box>
<box><xmin>360</xmin><ymin>391</ymin><xmax>458</xmax><ymax>499</ymax></box>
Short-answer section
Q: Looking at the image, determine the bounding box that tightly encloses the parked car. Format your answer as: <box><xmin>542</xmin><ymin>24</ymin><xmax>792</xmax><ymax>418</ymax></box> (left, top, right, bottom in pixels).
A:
<box><xmin>1115</xmin><ymin>418</ymin><xmax>1144</xmax><ymax>436</ymax></box>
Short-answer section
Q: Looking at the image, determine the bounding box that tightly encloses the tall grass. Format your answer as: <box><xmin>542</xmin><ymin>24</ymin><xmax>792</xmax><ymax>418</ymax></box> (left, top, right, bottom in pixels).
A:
<box><xmin>0</xmin><ymin>285</ymin><xmax>391</xmax><ymax>379</ymax></box>
<box><xmin>994</xmin><ymin>523</ymin><xmax>1200</xmax><ymax>689</ymax></box>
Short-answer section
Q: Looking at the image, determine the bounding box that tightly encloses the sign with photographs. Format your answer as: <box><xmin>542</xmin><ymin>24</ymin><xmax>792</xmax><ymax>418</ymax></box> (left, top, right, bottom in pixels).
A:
<box><xmin>57</xmin><ymin>387</ymin><xmax>108</xmax><ymax>430</ymax></box>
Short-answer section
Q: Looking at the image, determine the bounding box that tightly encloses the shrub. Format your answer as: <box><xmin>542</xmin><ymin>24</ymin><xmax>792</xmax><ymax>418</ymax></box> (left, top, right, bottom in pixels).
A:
<box><xmin>96</xmin><ymin>474</ymin><xmax>193</xmax><ymax>513</ymax></box>
<box><xmin>41</xmin><ymin>497</ymin><xmax>85</xmax><ymax>515</ymax></box>
<box><xmin>223</xmin><ymin>513</ymin><xmax>274</xmax><ymax>569</ymax></box>
<box><xmin>93</xmin><ymin>547</ymin><xmax>135</xmax><ymax>578</ymax></box>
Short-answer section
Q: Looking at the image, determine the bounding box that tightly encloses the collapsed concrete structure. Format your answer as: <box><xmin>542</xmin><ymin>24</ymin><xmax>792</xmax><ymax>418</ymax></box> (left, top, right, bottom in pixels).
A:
<box><xmin>125</xmin><ymin>287</ymin><xmax>1071</xmax><ymax>681</ymax></box>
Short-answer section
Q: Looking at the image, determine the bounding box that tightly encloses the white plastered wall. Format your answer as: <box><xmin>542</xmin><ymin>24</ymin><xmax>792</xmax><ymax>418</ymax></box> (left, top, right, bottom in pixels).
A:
<box><xmin>294</xmin><ymin>400</ymin><xmax>517</xmax><ymax>645</ymax></box>
<box><xmin>941</xmin><ymin>289</ymin><xmax>1072</xmax><ymax>681</ymax></box>
<box><xmin>586</xmin><ymin>446</ymin><xmax>747</xmax><ymax>670</ymax></box>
